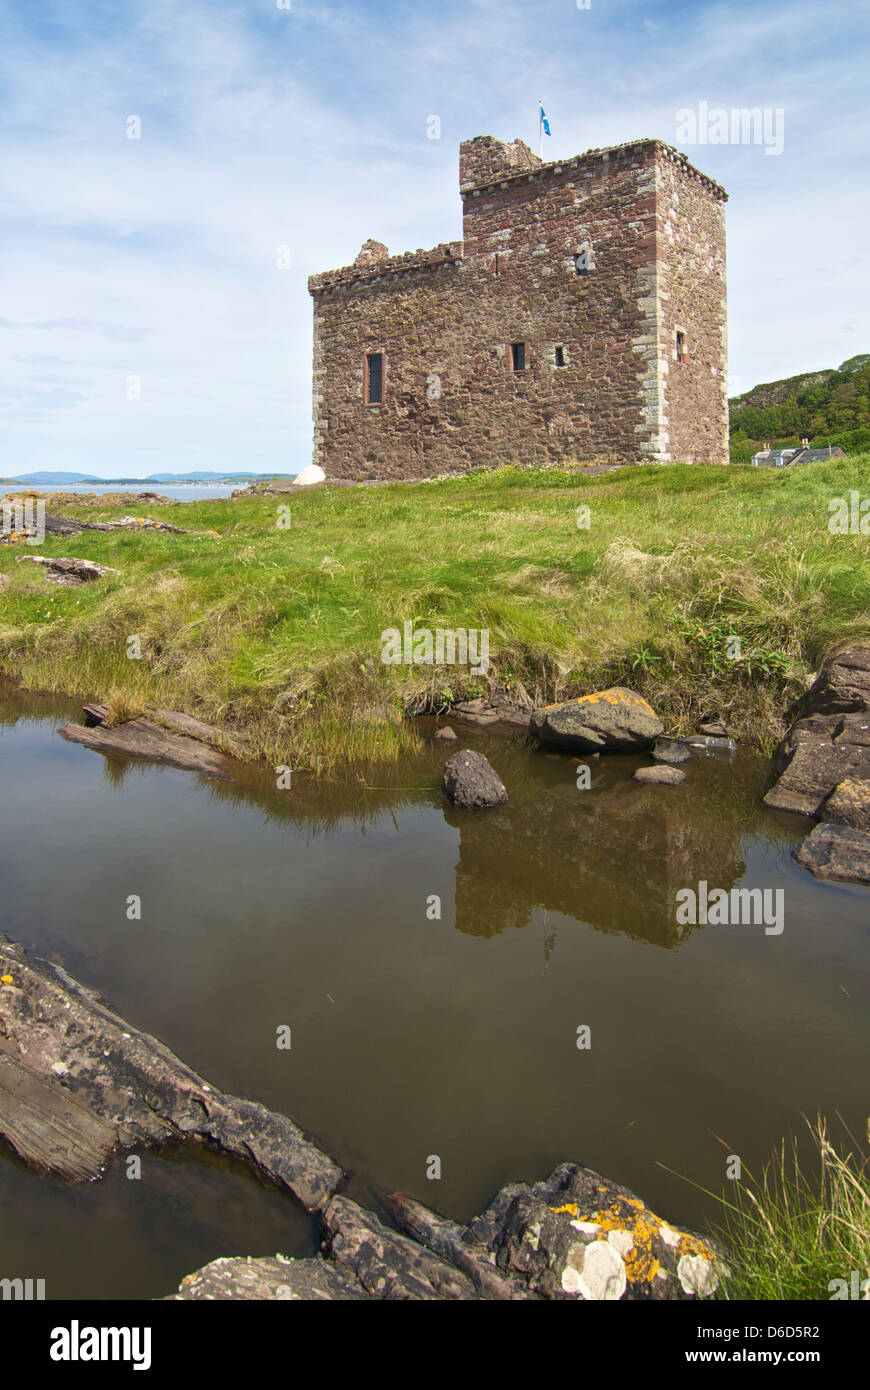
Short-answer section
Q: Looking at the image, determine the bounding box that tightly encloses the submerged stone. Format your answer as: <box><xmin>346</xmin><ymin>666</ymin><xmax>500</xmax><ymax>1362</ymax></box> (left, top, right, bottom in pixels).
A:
<box><xmin>793</xmin><ymin>821</ymin><xmax>870</xmax><ymax>884</ymax></box>
<box><xmin>652</xmin><ymin>738</ymin><xmax>691</xmax><ymax>765</ymax></box>
<box><xmin>634</xmin><ymin>765</ymin><xmax>687</xmax><ymax>786</ymax></box>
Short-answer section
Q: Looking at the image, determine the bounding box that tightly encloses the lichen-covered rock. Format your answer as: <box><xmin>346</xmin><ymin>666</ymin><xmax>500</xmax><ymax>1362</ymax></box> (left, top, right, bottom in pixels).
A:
<box><xmin>442</xmin><ymin>749</ymin><xmax>508</xmax><ymax>809</ymax></box>
<box><xmin>166</xmin><ymin>1255</ymin><xmax>369</xmax><ymax>1300</ymax></box>
<box><xmin>167</xmin><ymin>1165</ymin><xmax>728</xmax><ymax>1302</ymax></box>
<box><xmin>531</xmin><ymin>689</ymin><xmax>663</xmax><ymax>753</ymax></box>
<box><xmin>465</xmin><ymin>1163</ymin><xmax>726</xmax><ymax>1301</ymax></box>
<box><xmin>793</xmin><ymin>821</ymin><xmax>870</xmax><ymax>884</ymax></box>
<box><xmin>822</xmin><ymin>777</ymin><xmax>870</xmax><ymax>832</ymax></box>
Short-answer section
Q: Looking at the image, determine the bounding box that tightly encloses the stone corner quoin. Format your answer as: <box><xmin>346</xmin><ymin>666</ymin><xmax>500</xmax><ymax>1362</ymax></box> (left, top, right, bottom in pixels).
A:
<box><xmin>307</xmin><ymin>134</ymin><xmax>728</xmax><ymax>480</ymax></box>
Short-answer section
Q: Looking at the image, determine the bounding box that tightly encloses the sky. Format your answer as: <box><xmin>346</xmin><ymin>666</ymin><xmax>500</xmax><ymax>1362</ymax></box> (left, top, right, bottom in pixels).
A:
<box><xmin>1</xmin><ymin>0</ymin><xmax>867</xmax><ymax>479</ymax></box>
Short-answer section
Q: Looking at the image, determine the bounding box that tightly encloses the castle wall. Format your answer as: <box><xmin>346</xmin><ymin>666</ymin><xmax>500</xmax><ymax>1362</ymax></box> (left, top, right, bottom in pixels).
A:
<box><xmin>311</xmin><ymin>258</ymin><xmax>465</xmax><ymax>480</ymax></box>
<box><xmin>309</xmin><ymin>139</ymin><xmax>728</xmax><ymax>479</ymax></box>
<box><xmin>654</xmin><ymin>158</ymin><xmax>729</xmax><ymax>463</ymax></box>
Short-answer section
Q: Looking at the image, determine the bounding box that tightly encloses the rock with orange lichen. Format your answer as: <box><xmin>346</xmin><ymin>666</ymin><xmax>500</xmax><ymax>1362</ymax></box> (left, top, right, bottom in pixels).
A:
<box><xmin>530</xmin><ymin>688</ymin><xmax>664</xmax><ymax>753</ymax></box>
<box><xmin>465</xmin><ymin>1162</ymin><xmax>727</xmax><ymax>1300</ymax></box>
<box><xmin>167</xmin><ymin>1164</ymin><xmax>728</xmax><ymax>1301</ymax></box>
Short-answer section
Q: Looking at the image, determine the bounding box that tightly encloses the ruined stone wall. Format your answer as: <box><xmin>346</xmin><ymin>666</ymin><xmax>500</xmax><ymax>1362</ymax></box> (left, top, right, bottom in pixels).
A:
<box><xmin>310</xmin><ymin>256</ymin><xmax>466</xmax><ymax>480</ymax></box>
<box><xmin>308</xmin><ymin>139</ymin><xmax>728</xmax><ymax>479</ymax></box>
<box><xmin>655</xmin><ymin>158</ymin><xmax>729</xmax><ymax>463</ymax></box>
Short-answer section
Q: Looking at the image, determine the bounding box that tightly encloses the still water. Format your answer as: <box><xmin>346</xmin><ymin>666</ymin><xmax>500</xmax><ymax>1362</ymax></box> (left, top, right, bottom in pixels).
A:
<box><xmin>0</xmin><ymin>684</ymin><xmax>867</xmax><ymax>1298</ymax></box>
<box><xmin>1</xmin><ymin>483</ymin><xmax>241</xmax><ymax>502</ymax></box>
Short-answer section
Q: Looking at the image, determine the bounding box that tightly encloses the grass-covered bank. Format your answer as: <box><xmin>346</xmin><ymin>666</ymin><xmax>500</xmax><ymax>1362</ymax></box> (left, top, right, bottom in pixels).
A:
<box><xmin>2</xmin><ymin>457</ymin><xmax>869</xmax><ymax>767</ymax></box>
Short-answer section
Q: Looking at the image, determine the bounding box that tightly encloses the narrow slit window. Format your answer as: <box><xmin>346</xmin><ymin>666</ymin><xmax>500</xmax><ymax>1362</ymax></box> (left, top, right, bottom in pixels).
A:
<box><xmin>555</xmin><ymin>346</ymin><xmax>566</xmax><ymax>367</ymax></box>
<box><xmin>676</xmin><ymin>331</ymin><xmax>686</xmax><ymax>363</ymax></box>
<box><xmin>366</xmin><ymin>352</ymin><xmax>384</xmax><ymax>404</ymax></box>
<box><xmin>511</xmin><ymin>342</ymin><xmax>526</xmax><ymax>372</ymax></box>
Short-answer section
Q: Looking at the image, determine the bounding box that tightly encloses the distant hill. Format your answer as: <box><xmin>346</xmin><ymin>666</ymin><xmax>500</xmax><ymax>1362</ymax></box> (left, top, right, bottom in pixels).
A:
<box><xmin>7</xmin><ymin>471</ymin><xmax>102</xmax><ymax>484</ymax></box>
<box><xmin>5</xmin><ymin>471</ymin><xmax>295</xmax><ymax>485</ymax></box>
<box><xmin>144</xmin><ymin>472</ymin><xmax>265</xmax><ymax>482</ymax></box>
<box><xmin>729</xmin><ymin>354</ymin><xmax>870</xmax><ymax>459</ymax></box>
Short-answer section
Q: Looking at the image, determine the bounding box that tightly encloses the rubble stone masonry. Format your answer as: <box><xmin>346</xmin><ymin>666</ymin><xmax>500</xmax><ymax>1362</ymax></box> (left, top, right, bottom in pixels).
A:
<box><xmin>307</xmin><ymin>135</ymin><xmax>728</xmax><ymax>479</ymax></box>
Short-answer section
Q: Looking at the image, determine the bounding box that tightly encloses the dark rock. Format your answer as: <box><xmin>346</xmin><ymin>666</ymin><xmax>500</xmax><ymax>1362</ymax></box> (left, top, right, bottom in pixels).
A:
<box><xmin>801</xmin><ymin>647</ymin><xmax>870</xmax><ymax>715</ymax></box>
<box><xmin>60</xmin><ymin>716</ymin><xmax>233</xmax><ymax>779</ymax></box>
<box><xmin>633</xmin><ymin>765</ymin><xmax>687</xmax><ymax>786</ymax></box>
<box><xmin>652</xmin><ymin>739</ymin><xmax>691</xmax><ymax>765</ymax></box>
<box><xmin>440</xmin><ymin>696</ymin><xmax>531</xmax><ymax>731</ymax></box>
<box><xmin>442</xmin><ymin>749</ymin><xmax>508</xmax><ymax>808</ymax></box>
<box><xmin>699</xmin><ymin>721</ymin><xmax>729</xmax><ymax>737</ymax></box>
<box><xmin>15</xmin><ymin>555</ymin><xmax>117</xmax><ymax>587</ymax></box>
<box><xmin>764</xmin><ymin>649</ymin><xmax>870</xmax><ymax>817</ymax></box>
<box><xmin>383</xmin><ymin>1193</ymin><xmax>534</xmax><ymax>1299</ymax></box>
<box><xmin>321</xmin><ymin>1195</ymin><xmax>478</xmax><ymax>1300</ymax></box>
<box><xmin>81</xmin><ymin>703</ymin><xmax>244</xmax><ymax>758</ymax></box>
<box><xmin>43</xmin><ymin>514</ymin><xmax>85</xmax><ymax>537</ymax></box>
<box><xmin>434</xmin><ymin>726</ymin><xmax>458</xmax><ymax>741</ymax></box>
<box><xmin>822</xmin><ymin>777</ymin><xmax>870</xmax><ymax>831</ymax></box>
<box><xmin>0</xmin><ymin>938</ymin><xmax>344</xmax><ymax>1209</ymax></box>
<box><xmin>168</xmin><ymin>1165</ymin><xmax>728</xmax><ymax>1301</ymax></box>
<box><xmin>531</xmin><ymin>688</ymin><xmax>663</xmax><ymax>753</ymax></box>
<box><xmin>492</xmin><ymin>707</ymin><xmax>532</xmax><ymax>731</ymax></box>
<box><xmin>792</xmin><ymin>821</ymin><xmax>870</xmax><ymax>884</ymax></box>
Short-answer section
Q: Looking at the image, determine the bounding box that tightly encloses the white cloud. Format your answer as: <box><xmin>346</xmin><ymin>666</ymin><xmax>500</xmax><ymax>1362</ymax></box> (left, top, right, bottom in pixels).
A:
<box><xmin>0</xmin><ymin>0</ymin><xmax>866</xmax><ymax>475</ymax></box>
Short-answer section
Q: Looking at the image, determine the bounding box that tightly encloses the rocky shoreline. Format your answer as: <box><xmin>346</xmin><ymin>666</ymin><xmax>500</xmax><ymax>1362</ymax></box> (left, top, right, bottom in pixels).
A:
<box><xmin>764</xmin><ymin>646</ymin><xmax>870</xmax><ymax>883</ymax></box>
<box><xmin>0</xmin><ymin>937</ymin><xmax>724</xmax><ymax>1302</ymax></box>
<box><xmin>168</xmin><ymin>1162</ymin><xmax>726</xmax><ymax>1301</ymax></box>
<box><xmin>2</xmin><ymin>655</ymin><xmax>868</xmax><ymax>1299</ymax></box>
<box><xmin>37</xmin><ymin>645</ymin><xmax>870</xmax><ymax>887</ymax></box>
<box><xmin>0</xmin><ymin>938</ymin><xmax>341</xmax><ymax>1209</ymax></box>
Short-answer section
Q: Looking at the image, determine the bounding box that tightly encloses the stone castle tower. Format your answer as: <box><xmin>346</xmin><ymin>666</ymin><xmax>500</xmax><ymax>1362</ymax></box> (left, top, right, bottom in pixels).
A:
<box><xmin>307</xmin><ymin>135</ymin><xmax>728</xmax><ymax>477</ymax></box>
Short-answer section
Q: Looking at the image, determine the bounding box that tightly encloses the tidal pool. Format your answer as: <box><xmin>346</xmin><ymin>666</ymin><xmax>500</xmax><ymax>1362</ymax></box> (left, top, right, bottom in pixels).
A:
<box><xmin>1</xmin><ymin>683</ymin><xmax>867</xmax><ymax>1299</ymax></box>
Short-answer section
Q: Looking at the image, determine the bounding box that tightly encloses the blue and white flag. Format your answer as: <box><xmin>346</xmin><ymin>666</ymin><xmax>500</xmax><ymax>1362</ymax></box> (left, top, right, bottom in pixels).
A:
<box><xmin>539</xmin><ymin>103</ymin><xmax>551</xmax><ymax>137</ymax></box>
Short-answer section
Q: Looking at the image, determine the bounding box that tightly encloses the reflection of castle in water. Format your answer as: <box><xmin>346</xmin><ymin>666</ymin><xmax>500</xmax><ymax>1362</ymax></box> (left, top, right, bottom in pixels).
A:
<box><xmin>200</xmin><ymin>737</ymin><xmax>760</xmax><ymax>950</ymax></box>
<box><xmin>445</xmin><ymin>775</ymin><xmax>748</xmax><ymax>949</ymax></box>
<box><xmin>48</xmin><ymin>675</ymin><xmax>763</xmax><ymax>954</ymax></box>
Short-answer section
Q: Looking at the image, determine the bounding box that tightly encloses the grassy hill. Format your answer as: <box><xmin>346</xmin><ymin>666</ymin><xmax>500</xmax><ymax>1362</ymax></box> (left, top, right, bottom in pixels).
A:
<box><xmin>3</xmin><ymin>458</ymin><xmax>870</xmax><ymax>767</ymax></box>
<box><xmin>729</xmin><ymin>354</ymin><xmax>870</xmax><ymax>460</ymax></box>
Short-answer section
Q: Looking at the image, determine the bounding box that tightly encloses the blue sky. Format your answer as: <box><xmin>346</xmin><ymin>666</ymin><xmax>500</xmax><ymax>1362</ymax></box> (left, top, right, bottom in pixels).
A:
<box><xmin>1</xmin><ymin>0</ymin><xmax>867</xmax><ymax>478</ymax></box>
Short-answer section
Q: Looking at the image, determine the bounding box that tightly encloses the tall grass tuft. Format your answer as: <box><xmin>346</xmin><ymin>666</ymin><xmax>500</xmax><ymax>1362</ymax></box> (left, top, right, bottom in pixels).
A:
<box><xmin>713</xmin><ymin>1116</ymin><xmax>870</xmax><ymax>1300</ymax></box>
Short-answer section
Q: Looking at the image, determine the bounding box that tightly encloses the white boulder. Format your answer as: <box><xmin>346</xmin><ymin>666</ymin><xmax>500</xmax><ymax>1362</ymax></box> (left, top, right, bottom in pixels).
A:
<box><xmin>293</xmin><ymin>464</ymin><xmax>326</xmax><ymax>487</ymax></box>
